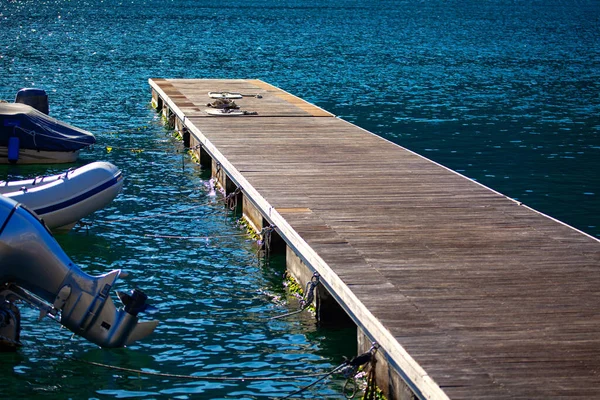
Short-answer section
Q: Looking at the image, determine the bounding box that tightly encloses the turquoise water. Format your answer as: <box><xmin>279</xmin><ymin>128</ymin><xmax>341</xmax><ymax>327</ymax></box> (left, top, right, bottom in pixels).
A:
<box><xmin>0</xmin><ymin>130</ymin><xmax>356</xmax><ymax>398</ymax></box>
<box><xmin>1</xmin><ymin>0</ymin><xmax>599</xmax><ymax>398</ymax></box>
<box><xmin>2</xmin><ymin>0</ymin><xmax>598</xmax><ymax>238</ymax></box>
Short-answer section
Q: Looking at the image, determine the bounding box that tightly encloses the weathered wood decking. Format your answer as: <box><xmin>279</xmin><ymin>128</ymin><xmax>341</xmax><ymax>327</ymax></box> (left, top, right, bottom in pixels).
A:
<box><xmin>149</xmin><ymin>78</ymin><xmax>600</xmax><ymax>399</ymax></box>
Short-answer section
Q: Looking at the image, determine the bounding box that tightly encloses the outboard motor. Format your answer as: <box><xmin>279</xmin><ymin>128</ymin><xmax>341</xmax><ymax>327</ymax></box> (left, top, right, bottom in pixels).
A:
<box><xmin>0</xmin><ymin>196</ymin><xmax>158</xmax><ymax>349</ymax></box>
<box><xmin>14</xmin><ymin>88</ymin><xmax>49</xmax><ymax>115</ymax></box>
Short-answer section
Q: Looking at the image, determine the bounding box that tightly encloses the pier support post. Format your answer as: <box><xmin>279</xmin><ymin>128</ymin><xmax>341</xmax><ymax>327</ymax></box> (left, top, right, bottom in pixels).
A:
<box><xmin>151</xmin><ymin>89</ymin><xmax>163</xmax><ymax>111</ymax></box>
<box><xmin>161</xmin><ymin>106</ymin><xmax>174</xmax><ymax>129</ymax></box>
<box><xmin>242</xmin><ymin>196</ymin><xmax>264</xmax><ymax>235</ymax></box>
<box><xmin>199</xmin><ymin>146</ymin><xmax>211</xmax><ymax>169</ymax></box>
<box><xmin>174</xmin><ymin>118</ymin><xmax>191</xmax><ymax>147</ymax></box>
<box><xmin>174</xmin><ymin>116</ymin><xmax>184</xmax><ymax>133</ymax></box>
<box><xmin>182</xmin><ymin>128</ymin><xmax>190</xmax><ymax>148</ymax></box>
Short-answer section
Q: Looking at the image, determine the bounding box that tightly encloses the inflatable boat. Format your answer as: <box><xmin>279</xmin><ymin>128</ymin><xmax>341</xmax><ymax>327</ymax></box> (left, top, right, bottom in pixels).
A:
<box><xmin>0</xmin><ymin>89</ymin><xmax>96</xmax><ymax>164</ymax></box>
<box><xmin>0</xmin><ymin>161</ymin><xmax>124</xmax><ymax>231</ymax></box>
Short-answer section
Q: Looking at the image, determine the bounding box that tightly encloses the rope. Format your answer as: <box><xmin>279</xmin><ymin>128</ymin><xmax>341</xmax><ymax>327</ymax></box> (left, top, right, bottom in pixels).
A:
<box><xmin>20</xmin><ymin>333</ymin><xmax>378</xmax><ymax>399</ymax></box>
<box><xmin>101</xmin><ymin>203</ymin><xmax>207</xmax><ymax>224</ymax></box>
<box><xmin>300</xmin><ymin>272</ymin><xmax>320</xmax><ymax>309</ymax></box>
<box><xmin>74</xmin><ymin>188</ymin><xmax>253</xmax><ymax>240</ymax></box>
<box><xmin>258</xmin><ymin>225</ymin><xmax>276</xmax><ymax>258</ymax></box>
<box><xmin>341</xmin><ymin>343</ymin><xmax>380</xmax><ymax>400</ymax></box>
<box><xmin>86</xmin><ymin>179</ymin><xmax>243</xmax><ymax>228</ymax></box>
<box><xmin>14</xmin><ymin>126</ymin><xmax>185</xmax><ymax>154</ymax></box>
<box><xmin>282</xmin><ymin>345</ymin><xmax>378</xmax><ymax>399</ymax></box>
<box><xmin>145</xmin><ymin>233</ymin><xmax>248</xmax><ymax>240</ymax></box>
<box><xmin>103</xmin><ymin>143</ymin><xmax>204</xmax><ymax>153</ymax></box>
<box><xmin>66</xmin><ymin>356</ymin><xmax>338</xmax><ymax>382</ymax></box>
<box><xmin>15</xmin><ymin>126</ymin><xmax>95</xmax><ymax>147</ymax></box>
<box><xmin>22</xmin><ymin>338</ymin><xmax>349</xmax><ymax>386</ymax></box>
<box><xmin>270</xmin><ymin>272</ymin><xmax>320</xmax><ymax>320</ymax></box>
<box><xmin>362</xmin><ymin>355</ymin><xmax>378</xmax><ymax>400</ymax></box>
<box><xmin>206</xmin><ymin>98</ymin><xmax>240</xmax><ymax>109</ymax></box>
<box><xmin>225</xmin><ymin>187</ymin><xmax>242</xmax><ymax>211</ymax></box>
<box><xmin>102</xmin><ymin>125</ymin><xmax>154</xmax><ymax>136</ymax></box>
<box><xmin>343</xmin><ymin>377</ymin><xmax>359</xmax><ymax>399</ymax></box>
<box><xmin>280</xmin><ymin>363</ymin><xmax>347</xmax><ymax>399</ymax></box>
<box><xmin>30</xmin><ymin>342</ymin><xmax>349</xmax><ymax>385</ymax></box>
<box><xmin>73</xmin><ymin>221</ymin><xmax>92</xmax><ymax>233</ymax></box>
<box><xmin>104</xmin><ymin>145</ymin><xmax>154</xmax><ymax>153</ymax></box>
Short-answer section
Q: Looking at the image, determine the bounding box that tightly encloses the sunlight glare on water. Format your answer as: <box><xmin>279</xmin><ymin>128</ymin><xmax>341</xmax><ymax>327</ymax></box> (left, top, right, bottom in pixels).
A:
<box><xmin>0</xmin><ymin>0</ymin><xmax>599</xmax><ymax>398</ymax></box>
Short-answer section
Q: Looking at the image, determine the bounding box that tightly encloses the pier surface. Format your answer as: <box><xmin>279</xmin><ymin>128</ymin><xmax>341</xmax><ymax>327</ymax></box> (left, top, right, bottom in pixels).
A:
<box><xmin>150</xmin><ymin>78</ymin><xmax>600</xmax><ymax>399</ymax></box>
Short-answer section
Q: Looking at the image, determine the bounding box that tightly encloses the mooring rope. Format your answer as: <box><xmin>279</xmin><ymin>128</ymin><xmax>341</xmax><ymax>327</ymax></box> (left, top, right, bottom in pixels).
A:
<box><xmin>16</xmin><ymin>124</ymin><xmax>205</xmax><ymax>154</ymax></box>
<box><xmin>270</xmin><ymin>272</ymin><xmax>320</xmax><ymax>320</ymax></box>
<box><xmin>103</xmin><ymin>145</ymin><xmax>157</xmax><ymax>153</ymax></box>
<box><xmin>102</xmin><ymin>142</ymin><xmax>201</xmax><ymax>154</ymax></box>
<box><xmin>23</xmin><ymin>340</ymin><xmax>343</xmax><ymax>384</ymax></box>
<box><xmin>81</xmin><ymin>190</ymin><xmax>249</xmax><ymax>229</ymax></box>
<box><xmin>14</xmin><ymin>126</ymin><xmax>190</xmax><ymax>155</ymax></box>
<box><xmin>258</xmin><ymin>225</ymin><xmax>276</xmax><ymax>257</ymax></box>
<box><xmin>101</xmin><ymin>125</ymin><xmax>154</xmax><ymax>136</ymax></box>
<box><xmin>100</xmin><ymin>203</ymin><xmax>208</xmax><ymax>224</ymax></box>
<box><xmin>362</xmin><ymin>353</ymin><xmax>378</xmax><ymax>400</ymax></box>
<box><xmin>61</xmin><ymin>352</ymin><xmax>375</xmax><ymax>399</ymax></box>
<box><xmin>342</xmin><ymin>343</ymin><xmax>380</xmax><ymax>400</ymax></box>
<box><xmin>144</xmin><ymin>233</ymin><xmax>248</xmax><ymax>240</ymax></box>
<box><xmin>225</xmin><ymin>187</ymin><xmax>242</xmax><ymax>211</ymax></box>
<box><xmin>281</xmin><ymin>345</ymin><xmax>379</xmax><ymax>399</ymax></box>
<box><xmin>280</xmin><ymin>363</ymin><xmax>348</xmax><ymax>399</ymax></box>
<box><xmin>66</xmin><ymin>356</ymin><xmax>341</xmax><ymax>382</ymax></box>
<box><xmin>72</xmin><ymin>184</ymin><xmax>252</xmax><ymax>240</ymax></box>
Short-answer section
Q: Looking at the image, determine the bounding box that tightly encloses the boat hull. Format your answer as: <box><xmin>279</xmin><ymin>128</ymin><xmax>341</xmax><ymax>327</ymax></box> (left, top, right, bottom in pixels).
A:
<box><xmin>0</xmin><ymin>146</ymin><xmax>80</xmax><ymax>164</ymax></box>
<box><xmin>1</xmin><ymin>161</ymin><xmax>124</xmax><ymax>230</ymax></box>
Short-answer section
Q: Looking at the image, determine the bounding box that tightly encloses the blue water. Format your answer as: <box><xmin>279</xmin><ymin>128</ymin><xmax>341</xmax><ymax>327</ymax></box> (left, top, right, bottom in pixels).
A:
<box><xmin>1</xmin><ymin>0</ymin><xmax>599</xmax><ymax>398</ymax></box>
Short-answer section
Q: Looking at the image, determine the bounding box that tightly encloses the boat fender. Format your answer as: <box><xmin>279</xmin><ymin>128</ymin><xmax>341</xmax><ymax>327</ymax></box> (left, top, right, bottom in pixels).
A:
<box><xmin>8</xmin><ymin>137</ymin><xmax>20</xmax><ymax>164</ymax></box>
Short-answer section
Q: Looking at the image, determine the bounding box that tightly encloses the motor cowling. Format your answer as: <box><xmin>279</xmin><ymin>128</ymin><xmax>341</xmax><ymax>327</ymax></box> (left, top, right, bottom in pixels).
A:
<box><xmin>0</xmin><ymin>196</ymin><xmax>158</xmax><ymax>348</ymax></box>
<box><xmin>14</xmin><ymin>88</ymin><xmax>49</xmax><ymax>115</ymax></box>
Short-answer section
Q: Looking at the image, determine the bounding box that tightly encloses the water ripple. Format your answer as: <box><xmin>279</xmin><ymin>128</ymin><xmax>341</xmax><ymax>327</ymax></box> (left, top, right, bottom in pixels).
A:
<box><xmin>1</xmin><ymin>0</ymin><xmax>598</xmax><ymax>398</ymax></box>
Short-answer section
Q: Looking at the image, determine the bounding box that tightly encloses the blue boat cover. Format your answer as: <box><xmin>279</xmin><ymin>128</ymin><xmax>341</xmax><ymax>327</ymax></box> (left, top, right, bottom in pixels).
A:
<box><xmin>0</xmin><ymin>103</ymin><xmax>96</xmax><ymax>152</ymax></box>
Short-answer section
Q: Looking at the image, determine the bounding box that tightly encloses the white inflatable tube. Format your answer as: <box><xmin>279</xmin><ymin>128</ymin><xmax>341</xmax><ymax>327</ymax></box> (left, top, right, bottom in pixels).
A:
<box><xmin>1</xmin><ymin>161</ymin><xmax>124</xmax><ymax>231</ymax></box>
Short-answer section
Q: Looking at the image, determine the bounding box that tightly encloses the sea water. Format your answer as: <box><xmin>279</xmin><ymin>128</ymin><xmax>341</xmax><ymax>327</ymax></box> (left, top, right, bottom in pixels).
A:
<box><xmin>0</xmin><ymin>0</ymin><xmax>599</xmax><ymax>398</ymax></box>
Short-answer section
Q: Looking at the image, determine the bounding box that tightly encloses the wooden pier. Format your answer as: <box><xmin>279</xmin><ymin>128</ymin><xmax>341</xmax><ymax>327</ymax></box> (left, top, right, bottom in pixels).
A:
<box><xmin>149</xmin><ymin>78</ymin><xmax>600</xmax><ymax>400</ymax></box>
